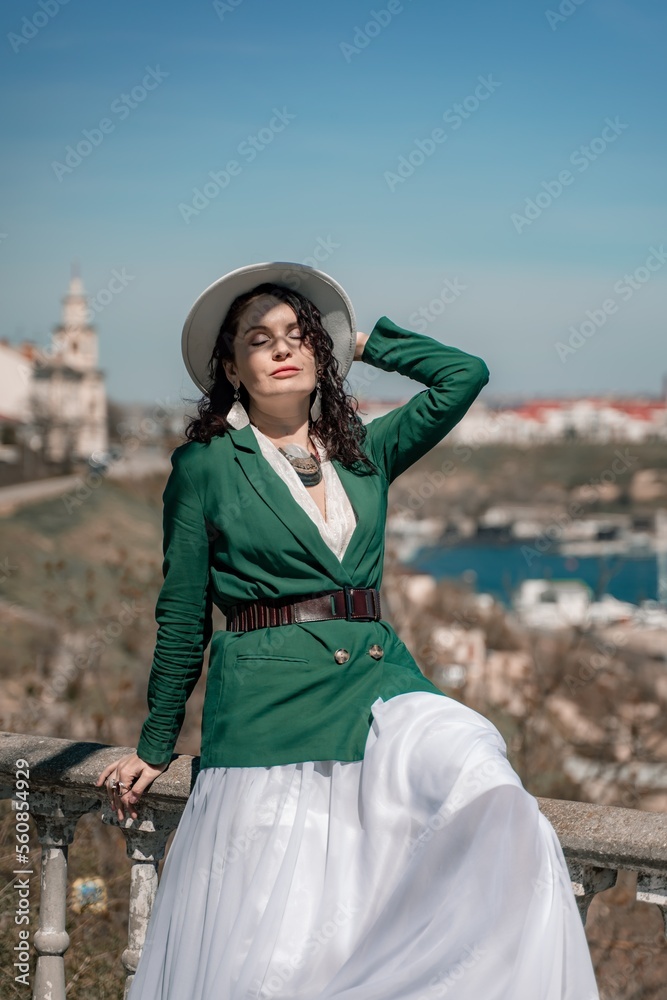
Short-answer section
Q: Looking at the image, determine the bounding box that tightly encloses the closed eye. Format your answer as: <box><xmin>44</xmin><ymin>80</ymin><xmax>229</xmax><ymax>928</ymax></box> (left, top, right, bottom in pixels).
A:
<box><xmin>250</xmin><ymin>332</ymin><xmax>303</xmax><ymax>346</ymax></box>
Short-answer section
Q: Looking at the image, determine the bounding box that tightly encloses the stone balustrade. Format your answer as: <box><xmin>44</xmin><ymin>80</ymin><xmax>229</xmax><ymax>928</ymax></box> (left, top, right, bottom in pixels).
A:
<box><xmin>1</xmin><ymin>730</ymin><xmax>666</xmax><ymax>1000</ymax></box>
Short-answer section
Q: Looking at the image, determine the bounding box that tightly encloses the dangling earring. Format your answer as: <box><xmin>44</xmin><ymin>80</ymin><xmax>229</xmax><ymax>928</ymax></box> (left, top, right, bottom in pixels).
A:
<box><xmin>226</xmin><ymin>382</ymin><xmax>250</xmax><ymax>429</ymax></box>
<box><xmin>310</xmin><ymin>372</ymin><xmax>322</xmax><ymax>422</ymax></box>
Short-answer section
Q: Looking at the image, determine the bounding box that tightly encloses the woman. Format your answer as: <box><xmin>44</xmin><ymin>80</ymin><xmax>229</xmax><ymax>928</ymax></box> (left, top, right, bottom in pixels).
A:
<box><xmin>97</xmin><ymin>262</ymin><xmax>599</xmax><ymax>999</ymax></box>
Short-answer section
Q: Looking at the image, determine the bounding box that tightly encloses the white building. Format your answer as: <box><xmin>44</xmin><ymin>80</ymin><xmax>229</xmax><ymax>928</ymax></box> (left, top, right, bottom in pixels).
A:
<box><xmin>452</xmin><ymin>398</ymin><xmax>667</xmax><ymax>446</ymax></box>
<box><xmin>28</xmin><ymin>267</ymin><xmax>108</xmax><ymax>462</ymax></box>
<box><xmin>0</xmin><ymin>340</ymin><xmax>33</xmax><ymax>426</ymax></box>
<box><xmin>512</xmin><ymin>578</ymin><xmax>594</xmax><ymax>629</ymax></box>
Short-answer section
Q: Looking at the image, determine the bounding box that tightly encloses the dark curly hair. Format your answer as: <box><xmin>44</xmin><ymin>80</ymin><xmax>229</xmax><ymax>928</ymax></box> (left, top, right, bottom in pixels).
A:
<box><xmin>184</xmin><ymin>282</ymin><xmax>377</xmax><ymax>474</ymax></box>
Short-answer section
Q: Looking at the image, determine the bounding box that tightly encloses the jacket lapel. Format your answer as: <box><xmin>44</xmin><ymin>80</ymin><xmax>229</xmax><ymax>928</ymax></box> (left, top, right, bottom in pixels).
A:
<box><xmin>226</xmin><ymin>424</ymin><xmax>365</xmax><ymax>584</ymax></box>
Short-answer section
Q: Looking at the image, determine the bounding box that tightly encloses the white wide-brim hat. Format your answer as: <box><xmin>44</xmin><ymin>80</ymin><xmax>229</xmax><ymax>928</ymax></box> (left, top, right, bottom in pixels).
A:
<box><xmin>181</xmin><ymin>261</ymin><xmax>357</xmax><ymax>396</ymax></box>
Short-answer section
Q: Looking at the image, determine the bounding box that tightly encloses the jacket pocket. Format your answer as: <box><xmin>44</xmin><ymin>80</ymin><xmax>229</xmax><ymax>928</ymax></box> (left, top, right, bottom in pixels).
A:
<box><xmin>231</xmin><ymin>653</ymin><xmax>309</xmax><ymax>687</ymax></box>
<box><xmin>235</xmin><ymin>654</ymin><xmax>309</xmax><ymax>663</ymax></box>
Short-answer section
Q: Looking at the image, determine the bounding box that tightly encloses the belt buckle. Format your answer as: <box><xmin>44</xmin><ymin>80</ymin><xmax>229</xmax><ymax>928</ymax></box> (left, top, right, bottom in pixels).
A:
<box><xmin>343</xmin><ymin>585</ymin><xmax>376</xmax><ymax>621</ymax></box>
<box><xmin>343</xmin><ymin>585</ymin><xmax>357</xmax><ymax>621</ymax></box>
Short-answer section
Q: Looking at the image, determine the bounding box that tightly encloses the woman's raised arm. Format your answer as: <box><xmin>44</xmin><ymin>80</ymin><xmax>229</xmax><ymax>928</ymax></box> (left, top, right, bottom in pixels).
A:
<box><xmin>358</xmin><ymin>316</ymin><xmax>490</xmax><ymax>483</ymax></box>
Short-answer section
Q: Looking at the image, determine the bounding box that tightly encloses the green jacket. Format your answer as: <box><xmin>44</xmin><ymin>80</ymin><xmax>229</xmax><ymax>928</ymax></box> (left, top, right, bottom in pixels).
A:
<box><xmin>136</xmin><ymin>316</ymin><xmax>490</xmax><ymax>769</ymax></box>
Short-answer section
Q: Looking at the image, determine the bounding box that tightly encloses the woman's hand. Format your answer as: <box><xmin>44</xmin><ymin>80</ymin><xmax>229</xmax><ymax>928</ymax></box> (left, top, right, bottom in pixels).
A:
<box><xmin>96</xmin><ymin>752</ymin><xmax>169</xmax><ymax>822</ymax></box>
<box><xmin>354</xmin><ymin>331</ymin><xmax>370</xmax><ymax>362</ymax></box>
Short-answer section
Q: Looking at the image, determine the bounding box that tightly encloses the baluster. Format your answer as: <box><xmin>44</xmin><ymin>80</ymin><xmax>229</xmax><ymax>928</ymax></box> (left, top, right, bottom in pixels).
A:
<box><xmin>30</xmin><ymin>791</ymin><xmax>100</xmax><ymax>1000</ymax></box>
<box><xmin>566</xmin><ymin>861</ymin><xmax>617</xmax><ymax>924</ymax></box>
<box><xmin>636</xmin><ymin>871</ymin><xmax>667</xmax><ymax>941</ymax></box>
<box><xmin>99</xmin><ymin>804</ymin><xmax>182</xmax><ymax>999</ymax></box>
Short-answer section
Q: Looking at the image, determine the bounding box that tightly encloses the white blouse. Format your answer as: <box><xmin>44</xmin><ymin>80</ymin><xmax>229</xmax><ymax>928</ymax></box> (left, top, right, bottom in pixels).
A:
<box><xmin>249</xmin><ymin>424</ymin><xmax>358</xmax><ymax>562</ymax></box>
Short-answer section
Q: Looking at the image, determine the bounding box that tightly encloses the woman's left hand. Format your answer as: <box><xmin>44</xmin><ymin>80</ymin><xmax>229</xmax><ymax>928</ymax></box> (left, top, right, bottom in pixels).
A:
<box><xmin>354</xmin><ymin>331</ymin><xmax>369</xmax><ymax>362</ymax></box>
<box><xmin>96</xmin><ymin>751</ymin><xmax>169</xmax><ymax>822</ymax></box>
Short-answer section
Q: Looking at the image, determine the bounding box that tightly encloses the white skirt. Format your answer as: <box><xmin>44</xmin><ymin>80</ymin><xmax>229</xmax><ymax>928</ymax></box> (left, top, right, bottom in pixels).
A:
<box><xmin>127</xmin><ymin>692</ymin><xmax>600</xmax><ymax>1000</ymax></box>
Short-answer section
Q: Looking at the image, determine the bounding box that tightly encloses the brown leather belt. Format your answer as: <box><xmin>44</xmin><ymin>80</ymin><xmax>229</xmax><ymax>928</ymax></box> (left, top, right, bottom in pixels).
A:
<box><xmin>226</xmin><ymin>586</ymin><xmax>382</xmax><ymax>632</ymax></box>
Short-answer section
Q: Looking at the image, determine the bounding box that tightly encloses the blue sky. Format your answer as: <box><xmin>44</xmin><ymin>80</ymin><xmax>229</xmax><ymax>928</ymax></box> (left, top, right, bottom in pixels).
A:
<box><xmin>1</xmin><ymin>0</ymin><xmax>665</xmax><ymax>405</ymax></box>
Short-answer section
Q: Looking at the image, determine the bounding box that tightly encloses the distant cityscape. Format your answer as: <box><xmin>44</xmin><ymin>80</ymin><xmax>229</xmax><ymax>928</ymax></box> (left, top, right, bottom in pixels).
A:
<box><xmin>449</xmin><ymin>394</ymin><xmax>667</xmax><ymax>445</ymax></box>
<box><xmin>1</xmin><ymin>264</ymin><xmax>666</xmax><ymax>466</ymax></box>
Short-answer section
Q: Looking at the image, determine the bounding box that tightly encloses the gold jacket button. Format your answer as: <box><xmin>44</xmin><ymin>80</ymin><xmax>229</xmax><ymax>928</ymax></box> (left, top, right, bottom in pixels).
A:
<box><xmin>334</xmin><ymin>648</ymin><xmax>350</xmax><ymax>664</ymax></box>
<box><xmin>368</xmin><ymin>644</ymin><xmax>384</xmax><ymax>659</ymax></box>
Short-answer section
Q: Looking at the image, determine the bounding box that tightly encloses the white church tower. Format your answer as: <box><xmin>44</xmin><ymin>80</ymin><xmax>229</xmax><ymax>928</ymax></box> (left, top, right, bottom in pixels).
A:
<box><xmin>54</xmin><ymin>265</ymin><xmax>100</xmax><ymax>372</ymax></box>
<box><xmin>31</xmin><ymin>263</ymin><xmax>108</xmax><ymax>463</ymax></box>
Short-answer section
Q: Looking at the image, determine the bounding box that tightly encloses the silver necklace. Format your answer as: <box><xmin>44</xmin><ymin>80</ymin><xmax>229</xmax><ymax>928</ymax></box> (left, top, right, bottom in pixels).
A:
<box><xmin>251</xmin><ymin>422</ymin><xmax>323</xmax><ymax>486</ymax></box>
<box><xmin>277</xmin><ymin>443</ymin><xmax>322</xmax><ymax>487</ymax></box>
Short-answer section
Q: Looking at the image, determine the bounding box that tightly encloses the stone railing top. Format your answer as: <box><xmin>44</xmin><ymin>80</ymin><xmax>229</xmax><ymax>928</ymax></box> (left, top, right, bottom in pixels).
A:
<box><xmin>0</xmin><ymin>730</ymin><xmax>199</xmax><ymax>809</ymax></box>
<box><xmin>1</xmin><ymin>731</ymin><xmax>666</xmax><ymax>873</ymax></box>
<box><xmin>536</xmin><ymin>796</ymin><xmax>667</xmax><ymax>875</ymax></box>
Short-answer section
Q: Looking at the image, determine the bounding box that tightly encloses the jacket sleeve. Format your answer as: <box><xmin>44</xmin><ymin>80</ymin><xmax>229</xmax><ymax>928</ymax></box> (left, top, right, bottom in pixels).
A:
<box><xmin>359</xmin><ymin>316</ymin><xmax>490</xmax><ymax>483</ymax></box>
<box><xmin>135</xmin><ymin>446</ymin><xmax>213</xmax><ymax>766</ymax></box>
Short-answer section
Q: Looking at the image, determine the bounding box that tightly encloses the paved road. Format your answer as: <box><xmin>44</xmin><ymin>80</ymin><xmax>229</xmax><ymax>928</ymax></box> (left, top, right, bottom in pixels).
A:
<box><xmin>0</xmin><ymin>475</ymin><xmax>80</xmax><ymax>515</ymax></box>
<box><xmin>105</xmin><ymin>448</ymin><xmax>171</xmax><ymax>480</ymax></box>
<box><xmin>0</xmin><ymin>448</ymin><xmax>170</xmax><ymax>515</ymax></box>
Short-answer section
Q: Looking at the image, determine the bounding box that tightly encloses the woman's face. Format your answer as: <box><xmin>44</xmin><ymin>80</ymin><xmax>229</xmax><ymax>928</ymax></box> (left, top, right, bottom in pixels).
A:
<box><xmin>223</xmin><ymin>294</ymin><xmax>317</xmax><ymax>412</ymax></box>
